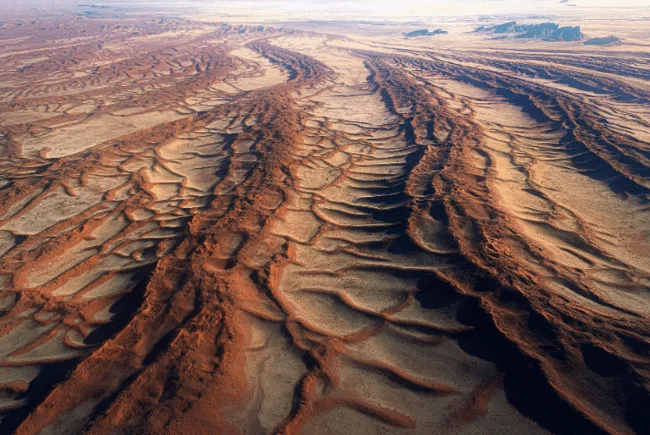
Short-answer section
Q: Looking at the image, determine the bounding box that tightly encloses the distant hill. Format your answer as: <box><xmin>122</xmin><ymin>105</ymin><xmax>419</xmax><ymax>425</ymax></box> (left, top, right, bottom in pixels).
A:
<box><xmin>475</xmin><ymin>21</ymin><xmax>582</xmax><ymax>42</ymax></box>
<box><xmin>404</xmin><ymin>29</ymin><xmax>448</xmax><ymax>38</ymax></box>
<box><xmin>584</xmin><ymin>36</ymin><xmax>621</xmax><ymax>46</ymax></box>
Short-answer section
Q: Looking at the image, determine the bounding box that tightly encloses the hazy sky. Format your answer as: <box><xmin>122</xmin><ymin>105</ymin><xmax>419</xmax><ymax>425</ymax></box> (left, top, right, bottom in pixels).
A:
<box><xmin>3</xmin><ymin>0</ymin><xmax>650</xmax><ymax>18</ymax></box>
<box><xmin>144</xmin><ymin>0</ymin><xmax>650</xmax><ymax>19</ymax></box>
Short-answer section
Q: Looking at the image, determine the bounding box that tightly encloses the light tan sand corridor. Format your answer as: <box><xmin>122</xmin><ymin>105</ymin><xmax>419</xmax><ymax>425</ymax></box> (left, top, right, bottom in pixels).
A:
<box><xmin>0</xmin><ymin>4</ymin><xmax>649</xmax><ymax>435</ymax></box>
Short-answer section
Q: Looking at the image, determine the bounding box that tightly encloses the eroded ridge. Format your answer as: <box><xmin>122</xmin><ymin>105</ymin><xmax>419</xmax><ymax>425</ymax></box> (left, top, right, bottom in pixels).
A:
<box><xmin>0</xmin><ymin>16</ymin><xmax>648</xmax><ymax>435</ymax></box>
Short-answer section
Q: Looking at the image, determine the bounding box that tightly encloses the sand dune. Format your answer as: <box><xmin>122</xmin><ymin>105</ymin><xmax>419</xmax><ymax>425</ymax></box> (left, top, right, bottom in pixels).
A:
<box><xmin>0</xmin><ymin>10</ymin><xmax>648</xmax><ymax>435</ymax></box>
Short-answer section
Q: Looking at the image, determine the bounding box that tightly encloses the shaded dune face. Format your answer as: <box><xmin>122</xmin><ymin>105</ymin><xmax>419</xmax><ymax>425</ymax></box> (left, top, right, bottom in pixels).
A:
<box><xmin>0</xmin><ymin>17</ymin><xmax>648</xmax><ymax>435</ymax></box>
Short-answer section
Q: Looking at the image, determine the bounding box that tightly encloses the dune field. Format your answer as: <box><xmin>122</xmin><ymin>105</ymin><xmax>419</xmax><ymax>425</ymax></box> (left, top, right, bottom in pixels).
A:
<box><xmin>0</xmin><ymin>6</ymin><xmax>649</xmax><ymax>435</ymax></box>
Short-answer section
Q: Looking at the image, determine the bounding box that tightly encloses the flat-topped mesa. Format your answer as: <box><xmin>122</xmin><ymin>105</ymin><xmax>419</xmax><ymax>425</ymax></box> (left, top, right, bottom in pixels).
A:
<box><xmin>475</xmin><ymin>21</ymin><xmax>583</xmax><ymax>41</ymax></box>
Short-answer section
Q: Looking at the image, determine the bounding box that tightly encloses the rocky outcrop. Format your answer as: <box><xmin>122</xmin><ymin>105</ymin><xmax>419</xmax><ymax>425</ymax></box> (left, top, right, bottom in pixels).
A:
<box><xmin>404</xmin><ymin>28</ymin><xmax>448</xmax><ymax>38</ymax></box>
<box><xmin>475</xmin><ymin>21</ymin><xmax>583</xmax><ymax>42</ymax></box>
<box><xmin>584</xmin><ymin>35</ymin><xmax>621</xmax><ymax>45</ymax></box>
